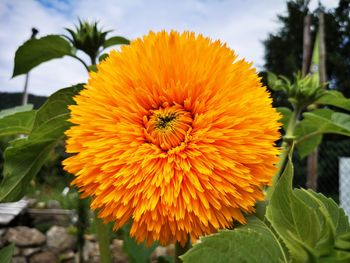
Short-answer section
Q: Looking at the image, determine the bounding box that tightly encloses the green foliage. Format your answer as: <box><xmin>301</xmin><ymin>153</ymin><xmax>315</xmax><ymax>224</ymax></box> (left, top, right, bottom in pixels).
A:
<box><xmin>268</xmin><ymin>72</ymin><xmax>324</xmax><ymax>109</ymax></box>
<box><xmin>121</xmin><ymin>223</ymin><xmax>158</xmax><ymax>263</ymax></box>
<box><xmin>267</xmin><ymin>158</ymin><xmax>350</xmax><ymax>262</ymax></box>
<box><xmin>0</xmin><ymin>105</ymin><xmax>35</xmax><ymax>137</ymax></box>
<box><xmin>181</xmin><ymin>217</ymin><xmax>287</xmax><ymax>263</ymax></box>
<box><xmin>65</xmin><ymin>20</ymin><xmax>129</xmax><ymax>64</ymax></box>
<box><xmin>266</xmin><ymin>160</ymin><xmax>322</xmax><ymax>262</ymax></box>
<box><xmin>0</xmin><ymin>85</ymin><xmax>83</xmax><ymax>202</ymax></box>
<box><xmin>0</xmin><ymin>243</ymin><xmax>15</xmax><ymax>263</ymax></box>
<box><xmin>315</xmin><ymin>90</ymin><xmax>350</xmax><ymax>111</ymax></box>
<box><xmin>65</xmin><ymin>20</ymin><xmax>109</xmax><ymax>63</ymax></box>
<box><xmin>0</xmin><ymin>110</ymin><xmax>35</xmax><ymax>137</ymax></box>
<box><xmin>295</xmin><ymin>109</ymin><xmax>350</xmax><ymax>158</ymax></box>
<box><xmin>103</xmin><ymin>36</ymin><xmax>130</xmax><ymax>48</ymax></box>
<box><xmin>0</xmin><ymin>104</ymin><xmax>33</xmax><ymax>118</ymax></box>
<box><xmin>12</xmin><ymin>35</ymin><xmax>73</xmax><ymax>77</ymax></box>
<box><xmin>277</xmin><ymin>107</ymin><xmax>292</xmax><ymax>131</ymax></box>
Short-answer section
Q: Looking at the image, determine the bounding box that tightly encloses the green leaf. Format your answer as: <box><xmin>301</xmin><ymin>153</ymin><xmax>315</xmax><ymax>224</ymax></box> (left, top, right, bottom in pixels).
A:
<box><xmin>181</xmin><ymin>216</ymin><xmax>288</xmax><ymax>263</ymax></box>
<box><xmin>294</xmin><ymin>189</ymin><xmax>349</xmax><ymax>237</ymax></box>
<box><xmin>266</xmin><ymin>160</ymin><xmax>320</xmax><ymax>263</ymax></box>
<box><xmin>0</xmin><ymin>84</ymin><xmax>83</xmax><ymax>202</ymax></box>
<box><xmin>13</xmin><ymin>35</ymin><xmax>73</xmax><ymax>77</ymax></box>
<box><xmin>0</xmin><ymin>110</ymin><xmax>36</xmax><ymax>137</ymax></box>
<box><xmin>293</xmin><ymin>189</ymin><xmax>350</xmax><ymax>259</ymax></box>
<box><xmin>103</xmin><ymin>36</ymin><xmax>130</xmax><ymax>49</ymax></box>
<box><xmin>277</xmin><ymin>107</ymin><xmax>292</xmax><ymax>131</ymax></box>
<box><xmin>295</xmin><ymin>122</ymin><xmax>323</xmax><ymax>159</ymax></box>
<box><xmin>99</xmin><ymin>53</ymin><xmax>109</xmax><ymax>62</ymax></box>
<box><xmin>315</xmin><ymin>90</ymin><xmax>350</xmax><ymax>111</ymax></box>
<box><xmin>0</xmin><ymin>243</ymin><xmax>15</xmax><ymax>263</ymax></box>
<box><xmin>295</xmin><ymin>109</ymin><xmax>350</xmax><ymax>158</ymax></box>
<box><xmin>122</xmin><ymin>223</ymin><xmax>157</xmax><ymax>263</ymax></box>
<box><xmin>267</xmin><ymin>155</ymin><xmax>350</xmax><ymax>262</ymax></box>
<box><xmin>0</xmin><ymin>104</ymin><xmax>33</xmax><ymax>119</ymax></box>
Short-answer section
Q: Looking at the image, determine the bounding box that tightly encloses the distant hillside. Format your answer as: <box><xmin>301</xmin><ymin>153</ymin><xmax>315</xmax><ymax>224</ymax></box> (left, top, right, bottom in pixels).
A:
<box><xmin>0</xmin><ymin>92</ymin><xmax>47</xmax><ymax>110</ymax></box>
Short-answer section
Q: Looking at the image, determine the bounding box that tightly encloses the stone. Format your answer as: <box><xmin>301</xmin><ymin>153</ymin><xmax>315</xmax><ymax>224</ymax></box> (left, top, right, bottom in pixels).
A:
<box><xmin>12</xmin><ymin>257</ymin><xmax>27</xmax><ymax>263</ymax></box>
<box><xmin>5</xmin><ymin>226</ymin><xmax>46</xmax><ymax>247</ymax></box>
<box><xmin>46</xmin><ymin>226</ymin><xmax>77</xmax><ymax>253</ymax></box>
<box><xmin>29</xmin><ymin>251</ymin><xmax>57</xmax><ymax>263</ymax></box>
<box><xmin>46</xmin><ymin>200</ymin><xmax>61</xmax><ymax>209</ymax></box>
<box><xmin>166</xmin><ymin>244</ymin><xmax>175</xmax><ymax>257</ymax></box>
<box><xmin>59</xmin><ymin>250</ymin><xmax>75</xmax><ymax>262</ymax></box>
<box><xmin>83</xmin><ymin>240</ymin><xmax>99</xmax><ymax>261</ymax></box>
<box><xmin>152</xmin><ymin>246</ymin><xmax>167</xmax><ymax>259</ymax></box>
<box><xmin>84</xmin><ymin>234</ymin><xmax>96</xmax><ymax>241</ymax></box>
<box><xmin>110</xmin><ymin>239</ymin><xmax>128</xmax><ymax>263</ymax></box>
<box><xmin>21</xmin><ymin>247</ymin><xmax>41</xmax><ymax>257</ymax></box>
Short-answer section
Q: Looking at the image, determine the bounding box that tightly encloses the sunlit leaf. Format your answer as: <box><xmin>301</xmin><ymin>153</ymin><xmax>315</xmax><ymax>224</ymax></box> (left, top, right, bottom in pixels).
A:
<box><xmin>13</xmin><ymin>35</ymin><xmax>73</xmax><ymax>77</ymax></box>
<box><xmin>181</xmin><ymin>217</ymin><xmax>288</xmax><ymax>263</ymax></box>
<box><xmin>0</xmin><ymin>110</ymin><xmax>36</xmax><ymax>137</ymax></box>
<box><xmin>0</xmin><ymin>104</ymin><xmax>33</xmax><ymax>119</ymax></box>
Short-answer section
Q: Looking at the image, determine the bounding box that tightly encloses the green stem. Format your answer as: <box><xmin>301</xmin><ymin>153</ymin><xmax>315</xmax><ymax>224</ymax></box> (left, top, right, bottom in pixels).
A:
<box><xmin>175</xmin><ymin>238</ymin><xmax>192</xmax><ymax>263</ymax></box>
<box><xmin>94</xmin><ymin>213</ymin><xmax>112</xmax><ymax>263</ymax></box>
<box><xmin>266</xmin><ymin>106</ymin><xmax>302</xmax><ymax>199</ymax></box>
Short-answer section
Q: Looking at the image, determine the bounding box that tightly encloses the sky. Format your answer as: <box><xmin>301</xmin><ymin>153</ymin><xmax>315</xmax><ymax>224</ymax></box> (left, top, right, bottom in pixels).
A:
<box><xmin>0</xmin><ymin>0</ymin><xmax>338</xmax><ymax>96</ymax></box>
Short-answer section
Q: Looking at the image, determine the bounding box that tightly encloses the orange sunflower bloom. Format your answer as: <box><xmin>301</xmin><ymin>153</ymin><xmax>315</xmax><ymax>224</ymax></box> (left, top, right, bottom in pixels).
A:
<box><xmin>63</xmin><ymin>31</ymin><xmax>281</xmax><ymax>246</ymax></box>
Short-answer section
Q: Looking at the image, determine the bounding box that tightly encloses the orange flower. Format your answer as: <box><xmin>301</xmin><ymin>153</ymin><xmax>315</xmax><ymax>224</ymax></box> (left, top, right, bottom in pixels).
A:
<box><xmin>63</xmin><ymin>31</ymin><xmax>281</xmax><ymax>245</ymax></box>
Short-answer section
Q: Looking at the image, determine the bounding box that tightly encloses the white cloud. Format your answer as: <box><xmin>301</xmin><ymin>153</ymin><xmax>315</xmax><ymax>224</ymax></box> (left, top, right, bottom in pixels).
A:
<box><xmin>0</xmin><ymin>0</ymin><xmax>339</xmax><ymax>96</ymax></box>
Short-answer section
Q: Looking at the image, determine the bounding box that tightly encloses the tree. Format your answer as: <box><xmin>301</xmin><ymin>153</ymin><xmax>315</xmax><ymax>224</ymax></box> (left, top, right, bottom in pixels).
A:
<box><xmin>264</xmin><ymin>0</ymin><xmax>350</xmax><ymax>99</ymax></box>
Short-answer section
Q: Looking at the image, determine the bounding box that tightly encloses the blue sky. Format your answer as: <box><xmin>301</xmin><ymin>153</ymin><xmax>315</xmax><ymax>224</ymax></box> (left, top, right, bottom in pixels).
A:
<box><xmin>0</xmin><ymin>0</ymin><xmax>338</xmax><ymax>96</ymax></box>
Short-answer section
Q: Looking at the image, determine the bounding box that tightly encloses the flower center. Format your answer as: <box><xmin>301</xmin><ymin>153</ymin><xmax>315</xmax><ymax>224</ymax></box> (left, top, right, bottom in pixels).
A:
<box><xmin>144</xmin><ymin>105</ymin><xmax>192</xmax><ymax>150</ymax></box>
<box><xmin>155</xmin><ymin>113</ymin><xmax>177</xmax><ymax>129</ymax></box>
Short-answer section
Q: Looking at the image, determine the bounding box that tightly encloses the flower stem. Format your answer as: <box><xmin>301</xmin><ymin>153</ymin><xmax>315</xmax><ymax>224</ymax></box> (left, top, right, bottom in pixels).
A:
<box><xmin>266</xmin><ymin>106</ymin><xmax>302</xmax><ymax>199</ymax></box>
<box><xmin>175</xmin><ymin>238</ymin><xmax>192</xmax><ymax>263</ymax></box>
<box><xmin>94</xmin><ymin>213</ymin><xmax>112</xmax><ymax>263</ymax></box>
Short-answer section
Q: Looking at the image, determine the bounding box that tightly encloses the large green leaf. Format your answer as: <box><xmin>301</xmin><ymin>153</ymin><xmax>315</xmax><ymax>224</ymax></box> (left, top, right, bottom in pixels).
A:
<box><xmin>294</xmin><ymin>189</ymin><xmax>350</xmax><ymax>260</ymax></box>
<box><xmin>315</xmin><ymin>90</ymin><xmax>350</xmax><ymax>111</ymax></box>
<box><xmin>266</xmin><ymin>156</ymin><xmax>350</xmax><ymax>262</ymax></box>
<box><xmin>0</xmin><ymin>85</ymin><xmax>83</xmax><ymax>202</ymax></box>
<box><xmin>0</xmin><ymin>104</ymin><xmax>33</xmax><ymax>119</ymax></box>
<box><xmin>122</xmin><ymin>223</ymin><xmax>157</xmax><ymax>263</ymax></box>
<box><xmin>0</xmin><ymin>105</ymin><xmax>35</xmax><ymax>137</ymax></box>
<box><xmin>295</xmin><ymin>109</ymin><xmax>350</xmax><ymax>158</ymax></box>
<box><xmin>181</xmin><ymin>217</ymin><xmax>288</xmax><ymax>263</ymax></box>
<box><xmin>266</xmin><ymin>160</ymin><xmax>320</xmax><ymax>262</ymax></box>
<box><xmin>294</xmin><ymin>189</ymin><xmax>349</xmax><ymax>237</ymax></box>
<box><xmin>103</xmin><ymin>36</ymin><xmax>130</xmax><ymax>49</ymax></box>
<box><xmin>13</xmin><ymin>35</ymin><xmax>73</xmax><ymax>77</ymax></box>
<box><xmin>0</xmin><ymin>243</ymin><xmax>15</xmax><ymax>263</ymax></box>
<box><xmin>0</xmin><ymin>110</ymin><xmax>36</xmax><ymax>137</ymax></box>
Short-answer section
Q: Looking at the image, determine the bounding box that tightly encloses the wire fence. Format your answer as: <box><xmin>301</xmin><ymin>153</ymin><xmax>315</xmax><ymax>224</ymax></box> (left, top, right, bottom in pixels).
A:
<box><xmin>293</xmin><ymin>139</ymin><xmax>350</xmax><ymax>207</ymax></box>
